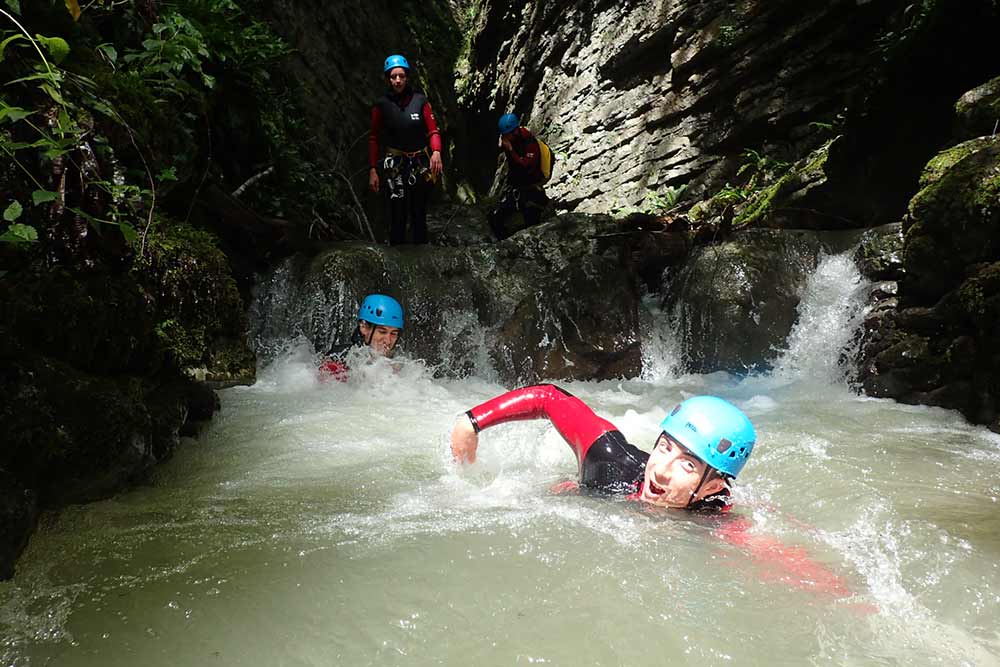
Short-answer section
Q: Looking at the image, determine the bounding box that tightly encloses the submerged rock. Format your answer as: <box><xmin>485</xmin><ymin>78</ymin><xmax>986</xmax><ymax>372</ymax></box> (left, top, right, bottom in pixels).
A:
<box><xmin>664</xmin><ymin>229</ymin><xmax>828</xmax><ymax>373</ymax></box>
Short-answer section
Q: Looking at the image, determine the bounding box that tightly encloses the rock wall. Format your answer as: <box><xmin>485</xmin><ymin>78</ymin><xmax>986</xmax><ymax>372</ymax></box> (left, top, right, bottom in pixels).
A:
<box><xmin>459</xmin><ymin>0</ymin><xmax>894</xmax><ymax>212</ymax></box>
<box><xmin>854</xmin><ymin>78</ymin><xmax>1000</xmax><ymax>431</ymax></box>
<box><xmin>0</xmin><ymin>224</ymin><xmax>251</xmax><ymax>580</ymax></box>
<box><xmin>458</xmin><ymin>0</ymin><xmax>1000</xmax><ymax>226</ymax></box>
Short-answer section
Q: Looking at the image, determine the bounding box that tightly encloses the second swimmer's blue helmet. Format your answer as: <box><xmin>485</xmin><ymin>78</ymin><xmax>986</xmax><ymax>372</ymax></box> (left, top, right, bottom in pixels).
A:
<box><xmin>358</xmin><ymin>294</ymin><xmax>404</xmax><ymax>329</ymax></box>
<box><xmin>498</xmin><ymin>113</ymin><xmax>519</xmax><ymax>135</ymax></box>
<box><xmin>660</xmin><ymin>396</ymin><xmax>756</xmax><ymax>478</ymax></box>
<box><xmin>384</xmin><ymin>54</ymin><xmax>410</xmax><ymax>73</ymax></box>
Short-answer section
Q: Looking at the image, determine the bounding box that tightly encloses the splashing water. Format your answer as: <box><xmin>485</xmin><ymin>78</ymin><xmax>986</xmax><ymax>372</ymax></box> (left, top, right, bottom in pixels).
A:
<box><xmin>3</xmin><ymin>255</ymin><xmax>999</xmax><ymax>666</ymax></box>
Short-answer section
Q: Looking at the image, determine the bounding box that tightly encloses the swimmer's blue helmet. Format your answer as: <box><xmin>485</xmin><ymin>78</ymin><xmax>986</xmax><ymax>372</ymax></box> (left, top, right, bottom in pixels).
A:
<box><xmin>383</xmin><ymin>54</ymin><xmax>410</xmax><ymax>73</ymax></box>
<box><xmin>659</xmin><ymin>396</ymin><xmax>756</xmax><ymax>478</ymax></box>
<box><xmin>498</xmin><ymin>113</ymin><xmax>519</xmax><ymax>135</ymax></box>
<box><xmin>358</xmin><ymin>294</ymin><xmax>404</xmax><ymax>330</ymax></box>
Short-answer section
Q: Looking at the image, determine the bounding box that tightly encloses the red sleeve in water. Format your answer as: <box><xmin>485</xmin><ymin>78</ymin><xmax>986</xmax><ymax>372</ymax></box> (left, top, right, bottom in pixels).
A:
<box><xmin>466</xmin><ymin>384</ymin><xmax>617</xmax><ymax>462</ymax></box>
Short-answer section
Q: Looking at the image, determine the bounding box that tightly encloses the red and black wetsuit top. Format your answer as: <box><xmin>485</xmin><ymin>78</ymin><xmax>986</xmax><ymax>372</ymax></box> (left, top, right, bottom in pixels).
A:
<box><xmin>369</xmin><ymin>87</ymin><xmax>443</xmax><ymax>166</ymax></box>
<box><xmin>466</xmin><ymin>384</ymin><xmax>730</xmax><ymax>509</ymax></box>
<box><xmin>504</xmin><ymin>127</ymin><xmax>543</xmax><ymax>188</ymax></box>
<box><xmin>319</xmin><ymin>330</ymin><xmax>364</xmax><ymax>381</ymax></box>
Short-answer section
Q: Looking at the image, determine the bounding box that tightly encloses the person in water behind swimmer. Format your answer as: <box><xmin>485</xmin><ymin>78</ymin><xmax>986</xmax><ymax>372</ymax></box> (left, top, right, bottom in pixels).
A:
<box><xmin>451</xmin><ymin>384</ymin><xmax>755</xmax><ymax>511</ymax></box>
<box><xmin>320</xmin><ymin>294</ymin><xmax>403</xmax><ymax>379</ymax></box>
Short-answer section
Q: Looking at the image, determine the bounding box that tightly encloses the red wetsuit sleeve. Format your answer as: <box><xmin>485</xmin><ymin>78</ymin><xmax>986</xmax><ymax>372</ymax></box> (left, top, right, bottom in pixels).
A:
<box><xmin>466</xmin><ymin>384</ymin><xmax>617</xmax><ymax>462</ymax></box>
<box><xmin>423</xmin><ymin>102</ymin><xmax>442</xmax><ymax>153</ymax></box>
<box><xmin>369</xmin><ymin>106</ymin><xmax>382</xmax><ymax>168</ymax></box>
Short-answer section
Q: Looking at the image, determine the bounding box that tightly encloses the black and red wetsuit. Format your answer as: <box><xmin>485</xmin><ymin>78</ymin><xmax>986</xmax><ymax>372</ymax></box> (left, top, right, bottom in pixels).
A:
<box><xmin>465</xmin><ymin>385</ymin><xmax>860</xmax><ymax>600</ymax></box>
<box><xmin>466</xmin><ymin>384</ymin><xmax>730</xmax><ymax>510</ymax></box>
<box><xmin>489</xmin><ymin>127</ymin><xmax>548</xmax><ymax>240</ymax></box>
<box><xmin>318</xmin><ymin>330</ymin><xmax>365</xmax><ymax>382</ymax></box>
<box><xmin>370</xmin><ymin>87</ymin><xmax>442</xmax><ymax>245</ymax></box>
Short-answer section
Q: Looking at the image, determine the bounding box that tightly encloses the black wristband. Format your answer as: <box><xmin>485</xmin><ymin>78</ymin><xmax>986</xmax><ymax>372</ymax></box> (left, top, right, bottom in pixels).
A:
<box><xmin>465</xmin><ymin>410</ymin><xmax>481</xmax><ymax>434</ymax></box>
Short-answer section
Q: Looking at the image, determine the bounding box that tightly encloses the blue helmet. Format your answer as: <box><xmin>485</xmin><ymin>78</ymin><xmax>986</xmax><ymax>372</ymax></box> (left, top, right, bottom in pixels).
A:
<box><xmin>498</xmin><ymin>113</ymin><xmax>519</xmax><ymax>135</ymax></box>
<box><xmin>659</xmin><ymin>396</ymin><xmax>756</xmax><ymax>478</ymax></box>
<box><xmin>358</xmin><ymin>294</ymin><xmax>404</xmax><ymax>330</ymax></box>
<box><xmin>383</xmin><ymin>54</ymin><xmax>410</xmax><ymax>73</ymax></box>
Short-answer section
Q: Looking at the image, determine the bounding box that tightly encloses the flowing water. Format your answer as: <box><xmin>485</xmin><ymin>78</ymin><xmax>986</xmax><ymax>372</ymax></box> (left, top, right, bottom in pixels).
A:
<box><xmin>3</xmin><ymin>252</ymin><xmax>1000</xmax><ymax>666</ymax></box>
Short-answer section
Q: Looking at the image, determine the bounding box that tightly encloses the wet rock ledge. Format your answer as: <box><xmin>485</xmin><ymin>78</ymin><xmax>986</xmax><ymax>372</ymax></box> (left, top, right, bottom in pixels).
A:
<box><xmin>0</xmin><ymin>224</ymin><xmax>255</xmax><ymax>580</ymax></box>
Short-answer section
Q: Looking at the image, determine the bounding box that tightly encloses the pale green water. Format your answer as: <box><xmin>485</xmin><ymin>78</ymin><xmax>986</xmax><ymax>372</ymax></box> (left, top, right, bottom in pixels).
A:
<box><xmin>3</xmin><ymin>254</ymin><xmax>1000</xmax><ymax>666</ymax></box>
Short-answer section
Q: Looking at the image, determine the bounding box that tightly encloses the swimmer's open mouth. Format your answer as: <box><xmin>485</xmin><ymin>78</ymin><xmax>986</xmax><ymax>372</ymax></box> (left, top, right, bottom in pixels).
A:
<box><xmin>648</xmin><ymin>480</ymin><xmax>666</xmax><ymax>496</ymax></box>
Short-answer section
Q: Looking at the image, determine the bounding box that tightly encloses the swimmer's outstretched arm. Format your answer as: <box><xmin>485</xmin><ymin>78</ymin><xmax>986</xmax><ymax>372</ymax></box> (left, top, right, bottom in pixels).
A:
<box><xmin>451</xmin><ymin>384</ymin><xmax>618</xmax><ymax>464</ymax></box>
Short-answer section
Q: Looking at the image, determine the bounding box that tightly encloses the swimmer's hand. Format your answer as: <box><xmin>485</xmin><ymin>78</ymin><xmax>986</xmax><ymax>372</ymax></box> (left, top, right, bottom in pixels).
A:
<box><xmin>450</xmin><ymin>415</ymin><xmax>479</xmax><ymax>464</ymax></box>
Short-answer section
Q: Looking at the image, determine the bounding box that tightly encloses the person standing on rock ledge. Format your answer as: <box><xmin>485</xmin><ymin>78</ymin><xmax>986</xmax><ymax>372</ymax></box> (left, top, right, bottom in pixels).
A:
<box><xmin>488</xmin><ymin>113</ymin><xmax>552</xmax><ymax>241</ymax></box>
<box><xmin>369</xmin><ymin>54</ymin><xmax>443</xmax><ymax>245</ymax></box>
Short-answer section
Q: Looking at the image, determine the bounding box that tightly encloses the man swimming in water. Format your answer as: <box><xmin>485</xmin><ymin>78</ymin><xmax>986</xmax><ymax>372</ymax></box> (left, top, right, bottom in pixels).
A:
<box><xmin>451</xmin><ymin>385</ymin><xmax>857</xmax><ymax>599</ymax></box>
<box><xmin>320</xmin><ymin>294</ymin><xmax>403</xmax><ymax>380</ymax></box>
<box><xmin>451</xmin><ymin>384</ymin><xmax>753</xmax><ymax>511</ymax></box>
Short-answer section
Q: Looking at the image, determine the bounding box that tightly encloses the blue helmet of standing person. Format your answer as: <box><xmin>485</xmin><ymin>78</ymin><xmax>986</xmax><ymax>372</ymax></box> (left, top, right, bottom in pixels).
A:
<box><xmin>383</xmin><ymin>54</ymin><xmax>410</xmax><ymax>73</ymax></box>
<box><xmin>358</xmin><ymin>294</ymin><xmax>404</xmax><ymax>330</ymax></box>
<box><xmin>659</xmin><ymin>396</ymin><xmax>756</xmax><ymax>478</ymax></box>
<box><xmin>498</xmin><ymin>113</ymin><xmax>519</xmax><ymax>135</ymax></box>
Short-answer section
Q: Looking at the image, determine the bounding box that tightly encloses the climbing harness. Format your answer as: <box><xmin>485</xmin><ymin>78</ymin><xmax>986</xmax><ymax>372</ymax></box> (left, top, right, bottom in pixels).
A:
<box><xmin>383</xmin><ymin>147</ymin><xmax>434</xmax><ymax>200</ymax></box>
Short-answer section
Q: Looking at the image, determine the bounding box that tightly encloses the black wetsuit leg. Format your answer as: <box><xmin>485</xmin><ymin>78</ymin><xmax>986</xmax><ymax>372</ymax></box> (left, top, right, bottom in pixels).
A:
<box><xmin>521</xmin><ymin>188</ymin><xmax>547</xmax><ymax>229</ymax></box>
<box><xmin>488</xmin><ymin>189</ymin><xmax>518</xmax><ymax>240</ymax></box>
<box><xmin>410</xmin><ymin>179</ymin><xmax>429</xmax><ymax>244</ymax></box>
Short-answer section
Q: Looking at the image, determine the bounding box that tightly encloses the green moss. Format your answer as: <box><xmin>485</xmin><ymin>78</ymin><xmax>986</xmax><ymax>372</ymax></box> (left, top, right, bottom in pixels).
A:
<box><xmin>957</xmin><ymin>262</ymin><xmax>1000</xmax><ymax>321</ymax></box>
<box><xmin>136</xmin><ymin>221</ymin><xmax>252</xmax><ymax>376</ymax></box>
<box><xmin>919</xmin><ymin>137</ymin><xmax>996</xmax><ymax>189</ymax></box>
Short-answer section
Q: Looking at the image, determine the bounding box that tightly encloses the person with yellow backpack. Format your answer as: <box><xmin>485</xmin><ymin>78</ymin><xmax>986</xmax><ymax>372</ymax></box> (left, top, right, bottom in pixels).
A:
<box><xmin>488</xmin><ymin>113</ymin><xmax>554</xmax><ymax>241</ymax></box>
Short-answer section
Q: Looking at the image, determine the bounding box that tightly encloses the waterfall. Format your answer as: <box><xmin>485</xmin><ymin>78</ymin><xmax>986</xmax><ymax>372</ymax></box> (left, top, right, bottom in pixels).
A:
<box><xmin>769</xmin><ymin>250</ymin><xmax>873</xmax><ymax>383</ymax></box>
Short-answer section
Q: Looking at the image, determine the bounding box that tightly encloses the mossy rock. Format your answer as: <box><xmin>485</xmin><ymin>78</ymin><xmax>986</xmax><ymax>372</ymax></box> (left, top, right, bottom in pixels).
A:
<box><xmin>918</xmin><ymin>137</ymin><xmax>997</xmax><ymax>189</ymax></box>
<box><xmin>736</xmin><ymin>141</ymin><xmax>833</xmax><ymax>229</ymax></box>
<box><xmin>903</xmin><ymin>139</ymin><xmax>1000</xmax><ymax>301</ymax></box>
<box><xmin>254</xmin><ymin>214</ymin><xmax>641</xmax><ymax>383</ymax></box>
<box><xmin>854</xmin><ymin>223</ymin><xmax>904</xmax><ymax>281</ymax></box>
<box><xmin>0</xmin><ymin>333</ymin><xmax>153</xmax><ymax>505</ymax></box>
<box><xmin>955</xmin><ymin>76</ymin><xmax>1000</xmax><ymax>142</ymax></box>
<box><xmin>0</xmin><ymin>266</ymin><xmax>160</xmax><ymax>375</ymax></box>
<box><xmin>0</xmin><ymin>468</ymin><xmax>37</xmax><ymax>581</ymax></box>
<box><xmin>138</xmin><ymin>222</ymin><xmax>256</xmax><ymax>383</ymax></box>
<box><xmin>956</xmin><ymin>261</ymin><xmax>1000</xmax><ymax>333</ymax></box>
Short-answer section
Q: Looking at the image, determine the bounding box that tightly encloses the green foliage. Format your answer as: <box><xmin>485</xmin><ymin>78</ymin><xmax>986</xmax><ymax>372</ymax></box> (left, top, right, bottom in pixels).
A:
<box><xmin>0</xmin><ymin>0</ymin><xmax>304</xmax><ymax>254</ymax></box>
<box><xmin>736</xmin><ymin>148</ymin><xmax>791</xmax><ymax>190</ymax></box>
<box><xmin>0</xmin><ymin>222</ymin><xmax>37</xmax><ymax>242</ymax></box>
<box><xmin>122</xmin><ymin>13</ymin><xmax>216</xmax><ymax>96</ymax></box>
<box><xmin>3</xmin><ymin>200</ymin><xmax>21</xmax><ymax>221</ymax></box>
<box><xmin>644</xmin><ymin>184</ymin><xmax>688</xmax><ymax>214</ymax></box>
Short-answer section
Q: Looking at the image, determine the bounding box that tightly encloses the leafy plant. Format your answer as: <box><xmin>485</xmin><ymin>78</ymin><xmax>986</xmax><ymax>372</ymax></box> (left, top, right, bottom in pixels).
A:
<box><xmin>737</xmin><ymin>148</ymin><xmax>791</xmax><ymax>190</ymax></box>
<box><xmin>644</xmin><ymin>184</ymin><xmax>688</xmax><ymax>214</ymax></box>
